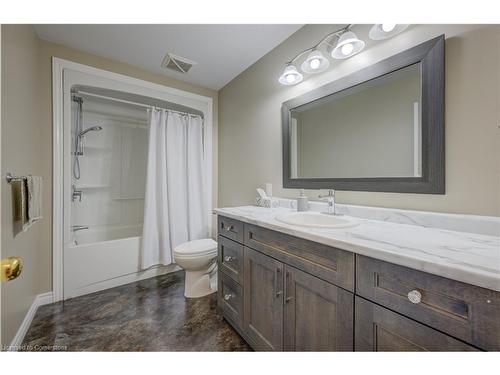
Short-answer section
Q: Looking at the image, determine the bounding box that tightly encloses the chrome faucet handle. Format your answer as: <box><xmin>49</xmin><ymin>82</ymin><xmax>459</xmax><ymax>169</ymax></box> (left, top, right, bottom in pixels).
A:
<box><xmin>72</xmin><ymin>185</ymin><xmax>83</xmax><ymax>202</ymax></box>
<box><xmin>318</xmin><ymin>189</ymin><xmax>337</xmax><ymax>215</ymax></box>
<box><xmin>318</xmin><ymin>189</ymin><xmax>335</xmax><ymax>199</ymax></box>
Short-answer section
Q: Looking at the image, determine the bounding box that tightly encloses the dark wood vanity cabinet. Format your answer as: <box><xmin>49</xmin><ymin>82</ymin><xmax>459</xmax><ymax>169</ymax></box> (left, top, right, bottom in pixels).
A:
<box><xmin>241</xmin><ymin>246</ymin><xmax>354</xmax><ymax>351</ymax></box>
<box><xmin>355</xmin><ymin>297</ymin><xmax>478</xmax><ymax>351</ymax></box>
<box><xmin>243</xmin><ymin>247</ymin><xmax>284</xmax><ymax>350</ymax></box>
<box><xmin>217</xmin><ymin>216</ymin><xmax>354</xmax><ymax>351</ymax></box>
<box><xmin>356</xmin><ymin>255</ymin><xmax>500</xmax><ymax>350</ymax></box>
<box><xmin>216</xmin><ymin>215</ymin><xmax>499</xmax><ymax>352</ymax></box>
<box><xmin>283</xmin><ymin>265</ymin><xmax>353</xmax><ymax>351</ymax></box>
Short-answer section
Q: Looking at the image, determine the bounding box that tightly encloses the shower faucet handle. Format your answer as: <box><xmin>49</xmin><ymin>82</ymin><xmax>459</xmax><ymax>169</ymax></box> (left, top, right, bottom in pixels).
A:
<box><xmin>72</xmin><ymin>185</ymin><xmax>83</xmax><ymax>202</ymax></box>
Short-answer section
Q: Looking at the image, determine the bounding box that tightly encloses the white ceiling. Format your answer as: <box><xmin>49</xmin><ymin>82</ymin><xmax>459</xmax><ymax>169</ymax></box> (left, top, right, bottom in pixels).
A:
<box><xmin>34</xmin><ymin>24</ymin><xmax>303</xmax><ymax>90</ymax></box>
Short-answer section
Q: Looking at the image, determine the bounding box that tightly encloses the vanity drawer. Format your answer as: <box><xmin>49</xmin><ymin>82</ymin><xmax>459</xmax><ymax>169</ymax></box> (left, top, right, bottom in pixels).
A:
<box><xmin>218</xmin><ymin>235</ymin><xmax>244</xmax><ymax>284</ymax></box>
<box><xmin>218</xmin><ymin>216</ymin><xmax>244</xmax><ymax>243</ymax></box>
<box><xmin>218</xmin><ymin>272</ymin><xmax>243</xmax><ymax>328</ymax></box>
<box><xmin>244</xmin><ymin>223</ymin><xmax>354</xmax><ymax>292</ymax></box>
<box><xmin>355</xmin><ymin>297</ymin><xmax>479</xmax><ymax>351</ymax></box>
<box><xmin>356</xmin><ymin>255</ymin><xmax>500</xmax><ymax>350</ymax></box>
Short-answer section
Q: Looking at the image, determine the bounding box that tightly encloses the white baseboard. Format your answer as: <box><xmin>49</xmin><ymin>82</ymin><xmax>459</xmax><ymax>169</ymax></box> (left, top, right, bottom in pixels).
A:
<box><xmin>7</xmin><ymin>292</ymin><xmax>54</xmax><ymax>351</ymax></box>
<box><xmin>5</xmin><ymin>266</ymin><xmax>179</xmax><ymax>351</ymax></box>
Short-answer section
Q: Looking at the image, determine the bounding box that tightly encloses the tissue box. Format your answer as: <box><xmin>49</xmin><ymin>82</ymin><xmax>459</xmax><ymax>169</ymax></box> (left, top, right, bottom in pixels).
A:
<box><xmin>255</xmin><ymin>197</ymin><xmax>279</xmax><ymax>208</ymax></box>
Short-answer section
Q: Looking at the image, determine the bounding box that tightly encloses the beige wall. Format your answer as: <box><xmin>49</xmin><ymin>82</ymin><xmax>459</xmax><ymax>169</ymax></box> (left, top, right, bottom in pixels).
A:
<box><xmin>1</xmin><ymin>25</ymin><xmax>218</xmax><ymax>347</ymax></box>
<box><xmin>1</xmin><ymin>24</ymin><xmax>44</xmax><ymax>347</ymax></box>
<box><xmin>219</xmin><ymin>24</ymin><xmax>500</xmax><ymax>216</ymax></box>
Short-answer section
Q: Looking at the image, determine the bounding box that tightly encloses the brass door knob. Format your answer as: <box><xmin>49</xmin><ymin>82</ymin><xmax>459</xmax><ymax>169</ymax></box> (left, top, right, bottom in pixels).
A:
<box><xmin>1</xmin><ymin>256</ymin><xmax>23</xmax><ymax>282</ymax></box>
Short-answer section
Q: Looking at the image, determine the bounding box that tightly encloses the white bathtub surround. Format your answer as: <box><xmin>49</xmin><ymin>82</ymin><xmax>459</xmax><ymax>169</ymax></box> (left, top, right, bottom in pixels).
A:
<box><xmin>53</xmin><ymin>59</ymin><xmax>214</xmax><ymax>301</ymax></box>
<box><xmin>65</xmin><ymin>235</ymin><xmax>180</xmax><ymax>298</ymax></box>
<box><xmin>142</xmin><ymin>109</ymin><xmax>208</xmax><ymax>269</ymax></box>
<box><xmin>274</xmin><ymin>197</ymin><xmax>500</xmax><ymax>236</ymax></box>
<box><xmin>70</xmin><ymin>99</ymin><xmax>148</xmax><ymax>243</ymax></box>
<box><xmin>213</xmin><ymin>205</ymin><xmax>500</xmax><ymax>292</ymax></box>
<box><xmin>73</xmin><ymin>223</ymin><xmax>142</xmax><ymax>244</ymax></box>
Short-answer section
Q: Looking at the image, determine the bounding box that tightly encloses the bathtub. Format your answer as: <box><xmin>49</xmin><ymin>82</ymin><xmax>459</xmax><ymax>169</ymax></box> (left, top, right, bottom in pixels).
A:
<box><xmin>73</xmin><ymin>224</ymin><xmax>142</xmax><ymax>244</ymax></box>
<box><xmin>64</xmin><ymin>224</ymin><xmax>179</xmax><ymax>299</ymax></box>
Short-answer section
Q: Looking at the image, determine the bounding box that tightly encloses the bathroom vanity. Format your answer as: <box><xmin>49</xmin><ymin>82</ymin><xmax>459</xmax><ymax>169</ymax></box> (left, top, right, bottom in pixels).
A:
<box><xmin>214</xmin><ymin>35</ymin><xmax>499</xmax><ymax>352</ymax></box>
<box><xmin>214</xmin><ymin>206</ymin><xmax>500</xmax><ymax>351</ymax></box>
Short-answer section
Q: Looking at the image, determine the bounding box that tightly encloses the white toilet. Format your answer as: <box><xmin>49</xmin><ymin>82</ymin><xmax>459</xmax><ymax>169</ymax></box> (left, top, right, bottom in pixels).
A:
<box><xmin>173</xmin><ymin>238</ymin><xmax>218</xmax><ymax>298</ymax></box>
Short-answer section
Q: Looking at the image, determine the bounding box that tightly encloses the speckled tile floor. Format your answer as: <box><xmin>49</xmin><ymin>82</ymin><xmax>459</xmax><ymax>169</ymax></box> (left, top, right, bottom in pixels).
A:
<box><xmin>21</xmin><ymin>271</ymin><xmax>251</xmax><ymax>351</ymax></box>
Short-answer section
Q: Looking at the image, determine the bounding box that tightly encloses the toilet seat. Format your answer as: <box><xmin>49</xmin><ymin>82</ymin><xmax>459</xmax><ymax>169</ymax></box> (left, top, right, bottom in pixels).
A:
<box><xmin>173</xmin><ymin>238</ymin><xmax>217</xmax><ymax>258</ymax></box>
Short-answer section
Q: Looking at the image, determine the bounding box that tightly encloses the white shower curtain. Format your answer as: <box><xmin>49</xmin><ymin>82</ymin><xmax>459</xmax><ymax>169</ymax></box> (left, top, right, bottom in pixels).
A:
<box><xmin>141</xmin><ymin>109</ymin><xmax>207</xmax><ymax>269</ymax></box>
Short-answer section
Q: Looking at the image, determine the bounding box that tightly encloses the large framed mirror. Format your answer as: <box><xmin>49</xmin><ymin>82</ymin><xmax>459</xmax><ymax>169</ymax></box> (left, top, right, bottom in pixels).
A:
<box><xmin>282</xmin><ymin>35</ymin><xmax>445</xmax><ymax>194</ymax></box>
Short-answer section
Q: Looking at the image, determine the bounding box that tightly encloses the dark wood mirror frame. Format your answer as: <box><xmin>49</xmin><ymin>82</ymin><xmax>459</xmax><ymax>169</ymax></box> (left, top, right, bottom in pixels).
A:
<box><xmin>282</xmin><ymin>35</ymin><xmax>445</xmax><ymax>194</ymax></box>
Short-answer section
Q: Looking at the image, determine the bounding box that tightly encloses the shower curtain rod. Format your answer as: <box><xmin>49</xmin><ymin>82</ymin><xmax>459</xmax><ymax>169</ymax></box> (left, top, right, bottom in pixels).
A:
<box><xmin>73</xmin><ymin>91</ymin><xmax>204</xmax><ymax>119</ymax></box>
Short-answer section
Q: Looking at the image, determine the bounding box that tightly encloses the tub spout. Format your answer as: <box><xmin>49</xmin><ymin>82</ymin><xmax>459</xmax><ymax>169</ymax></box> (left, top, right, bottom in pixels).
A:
<box><xmin>72</xmin><ymin>225</ymin><xmax>89</xmax><ymax>232</ymax></box>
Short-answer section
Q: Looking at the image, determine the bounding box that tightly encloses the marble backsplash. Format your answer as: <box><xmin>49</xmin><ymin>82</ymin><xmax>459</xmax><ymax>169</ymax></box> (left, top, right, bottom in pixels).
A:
<box><xmin>273</xmin><ymin>197</ymin><xmax>500</xmax><ymax>237</ymax></box>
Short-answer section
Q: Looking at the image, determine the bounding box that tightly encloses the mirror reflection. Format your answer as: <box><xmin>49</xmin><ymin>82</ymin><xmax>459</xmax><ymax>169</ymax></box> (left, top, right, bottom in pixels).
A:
<box><xmin>290</xmin><ymin>63</ymin><xmax>422</xmax><ymax>179</ymax></box>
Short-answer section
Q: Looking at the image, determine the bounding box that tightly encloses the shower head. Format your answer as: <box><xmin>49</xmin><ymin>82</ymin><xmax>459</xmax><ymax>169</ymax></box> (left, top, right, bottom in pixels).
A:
<box><xmin>78</xmin><ymin>126</ymin><xmax>103</xmax><ymax>137</ymax></box>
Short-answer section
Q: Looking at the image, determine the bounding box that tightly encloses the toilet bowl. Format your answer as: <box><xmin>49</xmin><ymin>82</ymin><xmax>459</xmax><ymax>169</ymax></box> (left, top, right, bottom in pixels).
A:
<box><xmin>173</xmin><ymin>238</ymin><xmax>218</xmax><ymax>298</ymax></box>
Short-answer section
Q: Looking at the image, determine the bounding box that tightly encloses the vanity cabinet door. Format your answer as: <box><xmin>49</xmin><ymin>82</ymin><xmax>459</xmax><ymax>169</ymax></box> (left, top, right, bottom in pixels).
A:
<box><xmin>355</xmin><ymin>297</ymin><xmax>479</xmax><ymax>351</ymax></box>
<box><xmin>283</xmin><ymin>265</ymin><xmax>354</xmax><ymax>351</ymax></box>
<box><xmin>356</xmin><ymin>255</ymin><xmax>500</xmax><ymax>350</ymax></box>
<box><xmin>243</xmin><ymin>247</ymin><xmax>284</xmax><ymax>351</ymax></box>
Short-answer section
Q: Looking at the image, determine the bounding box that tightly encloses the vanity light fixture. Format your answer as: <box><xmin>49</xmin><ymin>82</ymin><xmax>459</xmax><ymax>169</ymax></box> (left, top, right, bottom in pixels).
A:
<box><xmin>278</xmin><ymin>24</ymin><xmax>410</xmax><ymax>85</ymax></box>
<box><xmin>369</xmin><ymin>24</ymin><xmax>409</xmax><ymax>40</ymax></box>
<box><xmin>301</xmin><ymin>50</ymin><xmax>330</xmax><ymax>74</ymax></box>
<box><xmin>278</xmin><ymin>24</ymin><xmax>352</xmax><ymax>85</ymax></box>
<box><xmin>330</xmin><ymin>31</ymin><xmax>365</xmax><ymax>59</ymax></box>
<box><xmin>279</xmin><ymin>64</ymin><xmax>303</xmax><ymax>85</ymax></box>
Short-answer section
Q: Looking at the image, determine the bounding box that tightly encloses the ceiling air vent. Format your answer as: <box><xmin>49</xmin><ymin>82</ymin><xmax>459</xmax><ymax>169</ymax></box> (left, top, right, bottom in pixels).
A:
<box><xmin>161</xmin><ymin>53</ymin><xmax>197</xmax><ymax>74</ymax></box>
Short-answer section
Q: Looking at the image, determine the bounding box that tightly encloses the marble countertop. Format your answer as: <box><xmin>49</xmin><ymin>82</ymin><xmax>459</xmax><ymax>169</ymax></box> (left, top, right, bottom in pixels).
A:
<box><xmin>214</xmin><ymin>206</ymin><xmax>500</xmax><ymax>292</ymax></box>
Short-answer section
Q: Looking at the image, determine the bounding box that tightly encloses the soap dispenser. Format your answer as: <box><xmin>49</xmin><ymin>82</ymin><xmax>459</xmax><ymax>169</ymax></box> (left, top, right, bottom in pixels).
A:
<box><xmin>297</xmin><ymin>189</ymin><xmax>309</xmax><ymax>212</ymax></box>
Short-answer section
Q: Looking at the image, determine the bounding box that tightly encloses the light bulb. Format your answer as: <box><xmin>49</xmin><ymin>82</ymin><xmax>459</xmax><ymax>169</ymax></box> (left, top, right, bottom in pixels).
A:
<box><xmin>279</xmin><ymin>64</ymin><xmax>303</xmax><ymax>85</ymax></box>
<box><xmin>382</xmin><ymin>23</ymin><xmax>396</xmax><ymax>32</ymax></box>
<box><xmin>369</xmin><ymin>24</ymin><xmax>409</xmax><ymax>40</ymax></box>
<box><xmin>341</xmin><ymin>43</ymin><xmax>354</xmax><ymax>56</ymax></box>
<box><xmin>309</xmin><ymin>58</ymin><xmax>321</xmax><ymax>70</ymax></box>
<box><xmin>301</xmin><ymin>50</ymin><xmax>329</xmax><ymax>73</ymax></box>
<box><xmin>285</xmin><ymin>74</ymin><xmax>296</xmax><ymax>84</ymax></box>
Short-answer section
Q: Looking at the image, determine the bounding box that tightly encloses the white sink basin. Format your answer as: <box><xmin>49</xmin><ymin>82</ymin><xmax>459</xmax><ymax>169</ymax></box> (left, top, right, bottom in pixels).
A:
<box><xmin>275</xmin><ymin>212</ymin><xmax>358</xmax><ymax>229</ymax></box>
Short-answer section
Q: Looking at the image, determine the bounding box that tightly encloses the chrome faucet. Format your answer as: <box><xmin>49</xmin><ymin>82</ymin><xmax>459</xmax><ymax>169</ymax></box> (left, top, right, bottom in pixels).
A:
<box><xmin>318</xmin><ymin>189</ymin><xmax>337</xmax><ymax>215</ymax></box>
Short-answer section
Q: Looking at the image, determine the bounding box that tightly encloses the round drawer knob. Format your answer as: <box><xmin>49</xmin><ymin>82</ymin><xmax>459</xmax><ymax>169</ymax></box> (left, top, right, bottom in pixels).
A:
<box><xmin>224</xmin><ymin>293</ymin><xmax>234</xmax><ymax>301</ymax></box>
<box><xmin>407</xmin><ymin>290</ymin><xmax>422</xmax><ymax>304</ymax></box>
<box><xmin>224</xmin><ymin>255</ymin><xmax>234</xmax><ymax>262</ymax></box>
